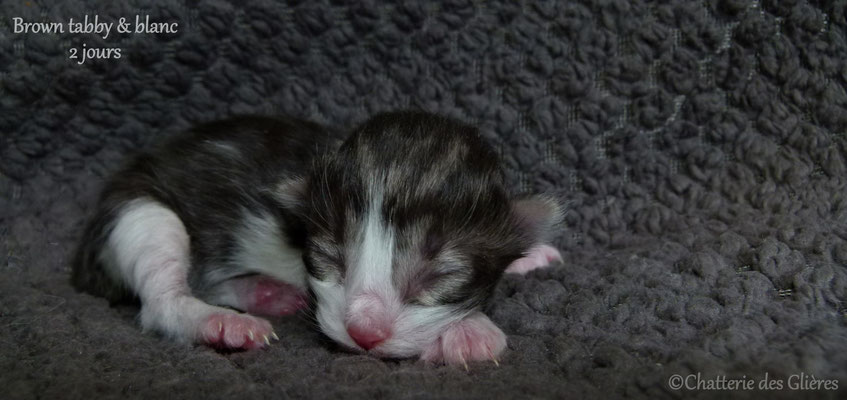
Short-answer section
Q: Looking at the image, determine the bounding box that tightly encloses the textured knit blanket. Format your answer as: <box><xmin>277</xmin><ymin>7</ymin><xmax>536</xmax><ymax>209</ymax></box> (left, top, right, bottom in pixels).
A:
<box><xmin>1</xmin><ymin>1</ymin><xmax>846</xmax><ymax>399</ymax></box>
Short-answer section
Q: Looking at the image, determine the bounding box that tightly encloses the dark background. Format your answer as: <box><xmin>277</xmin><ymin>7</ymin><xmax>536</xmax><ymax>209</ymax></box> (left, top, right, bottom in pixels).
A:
<box><xmin>1</xmin><ymin>0</ymin><xmax>846</xmax><ymax>399</ymax></box>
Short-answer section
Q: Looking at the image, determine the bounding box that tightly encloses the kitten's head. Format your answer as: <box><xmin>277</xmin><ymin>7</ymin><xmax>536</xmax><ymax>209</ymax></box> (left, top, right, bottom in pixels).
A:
<box><xmin>284</xmin><ymin>112</ymin><xmax>560</xmax><ymax>358</ymax></box>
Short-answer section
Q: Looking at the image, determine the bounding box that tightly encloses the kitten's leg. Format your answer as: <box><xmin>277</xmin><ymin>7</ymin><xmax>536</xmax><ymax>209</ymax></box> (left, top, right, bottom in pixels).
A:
<box><xmin>103</xmin><ymin>198</ymin><xmax>273</xmax><ymax>349</ymax></box>
<box><xmin>504</xmin><ymin>244</ymin><xmax>562</xmax><ymax>275</ymax></box>
<box><xmin>203</xmin><ymin>275</ymin><xmax>308</xmax><ymax>317</ymax></box>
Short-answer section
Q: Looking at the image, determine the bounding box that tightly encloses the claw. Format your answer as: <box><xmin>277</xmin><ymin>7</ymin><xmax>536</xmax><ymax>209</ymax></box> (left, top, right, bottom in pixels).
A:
<box><xmin>248</xmin><ymin>330</ymin><xmax>255</xmax><ymax>341</ymax></box>
<box><xmin>263</xmin><ymin>335</ymin><xmax>270</xmax><ymax>346</ymax></box>
<box><xmin>459</xmin><ymin>353</ymin><xmax>469</xmax><ymax>372</ymax></box>
<box><xmin>218</xmin><ymin>322</ymin><xmax>223</xmax><ymax>332</ymax></box>
<box><xmin>271</xmin><ymin>332</ymin><xmax>279</xmax><ymax>341</ymax></box>
<box><xmin>486</xmin><ymin>347</ymin><xmax>500</xmax><ymax>367</ymax></box>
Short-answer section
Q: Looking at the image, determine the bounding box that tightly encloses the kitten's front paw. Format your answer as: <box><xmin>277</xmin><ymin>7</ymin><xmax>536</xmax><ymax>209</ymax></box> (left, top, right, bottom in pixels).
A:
<box><xmin>505</xmin><ymin>244</ymin><xmax>562</xmax><ymax>275</ymax></box>
<box><xmin>420</xmin><ymin>312</ymin><xmax>507</xmax><ymax>368</ymax></box>
<box><xmin>200</xmin><ymin>312</ymin><xmax>277</xmax><ymax>350</ymax></box>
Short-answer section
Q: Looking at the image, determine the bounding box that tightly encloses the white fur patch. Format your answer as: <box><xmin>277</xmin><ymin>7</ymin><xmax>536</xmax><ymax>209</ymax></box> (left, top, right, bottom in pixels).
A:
<box><xmin>347</xmin><ymin>193</ymin><xmax>396</xmax><ymax>296</ymax></box>
<box><xmin>232</xmin><ymin>209</ymin><xmax>307</xmax><ymax>290</ymax></box>
<box><xmin>99</xmin><ymin>198</ymin><xmax>191</xmax><ymax>300</ymax></box>
<box><xmin>310</xmin><ymin>277</ymin><xmax>357</xmax><ymax>349</ymax></box>
<box><xmin>311</xmin><ymin>189</ymin><xmax>403</xmax><ymax>350</ymax></box>
<box><xmin>375</xmin><ymin>305</ymin><xmax>467</xmax><ymax>357</ymax></box>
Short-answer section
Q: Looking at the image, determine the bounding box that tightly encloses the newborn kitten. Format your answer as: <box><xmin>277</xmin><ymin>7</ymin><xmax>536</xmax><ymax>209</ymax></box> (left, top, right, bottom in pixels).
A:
<box><xmin>72</xmin><ymin>111</ymin><xmax>563</xmax><ymax>366</ymax></box>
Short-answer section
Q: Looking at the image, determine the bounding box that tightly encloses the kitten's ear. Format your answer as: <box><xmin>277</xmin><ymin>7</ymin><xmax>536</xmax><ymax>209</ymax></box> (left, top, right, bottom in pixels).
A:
<box><xmin>512</xmin><ymin>195</ymin><xmax>564</xmax><ymax>242</ymax></box>
<box><xmin>270</xmin><ymin>176</ymin><xmax>308</xmax><ymax>213</ymax></box>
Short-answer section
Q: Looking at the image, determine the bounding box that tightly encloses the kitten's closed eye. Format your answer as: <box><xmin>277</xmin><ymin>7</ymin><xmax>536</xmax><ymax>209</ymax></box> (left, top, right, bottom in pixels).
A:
<box><xmin>404</xmin><ymin>267</ymin><xmax>469</xmax><ymax>306</ymax></box>
<box><xmin>305</xmin><ymin>244</ymin><xmax>345</xmax><ymax>283</ymax></box>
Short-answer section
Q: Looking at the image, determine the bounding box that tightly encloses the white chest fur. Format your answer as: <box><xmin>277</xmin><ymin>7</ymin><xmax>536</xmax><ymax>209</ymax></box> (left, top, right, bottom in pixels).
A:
<box><xmin>232</xmin><ymin>209</ymin><xmax>307</xmax><ymax>290</ymax></box>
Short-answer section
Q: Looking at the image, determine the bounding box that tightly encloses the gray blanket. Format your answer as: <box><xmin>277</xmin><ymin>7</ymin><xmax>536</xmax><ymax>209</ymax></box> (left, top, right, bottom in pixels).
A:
<box><xmin>2</xmin><ymin>1</ymin><xmax>846</xmax><ymax>399</ymax></box>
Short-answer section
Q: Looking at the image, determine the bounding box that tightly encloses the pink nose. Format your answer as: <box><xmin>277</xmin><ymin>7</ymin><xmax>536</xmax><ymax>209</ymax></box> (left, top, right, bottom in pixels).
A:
<box><xmin>346</xmin><ymin>324</ymin><xmax>390</xmax><ymax>350</ymax></box>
